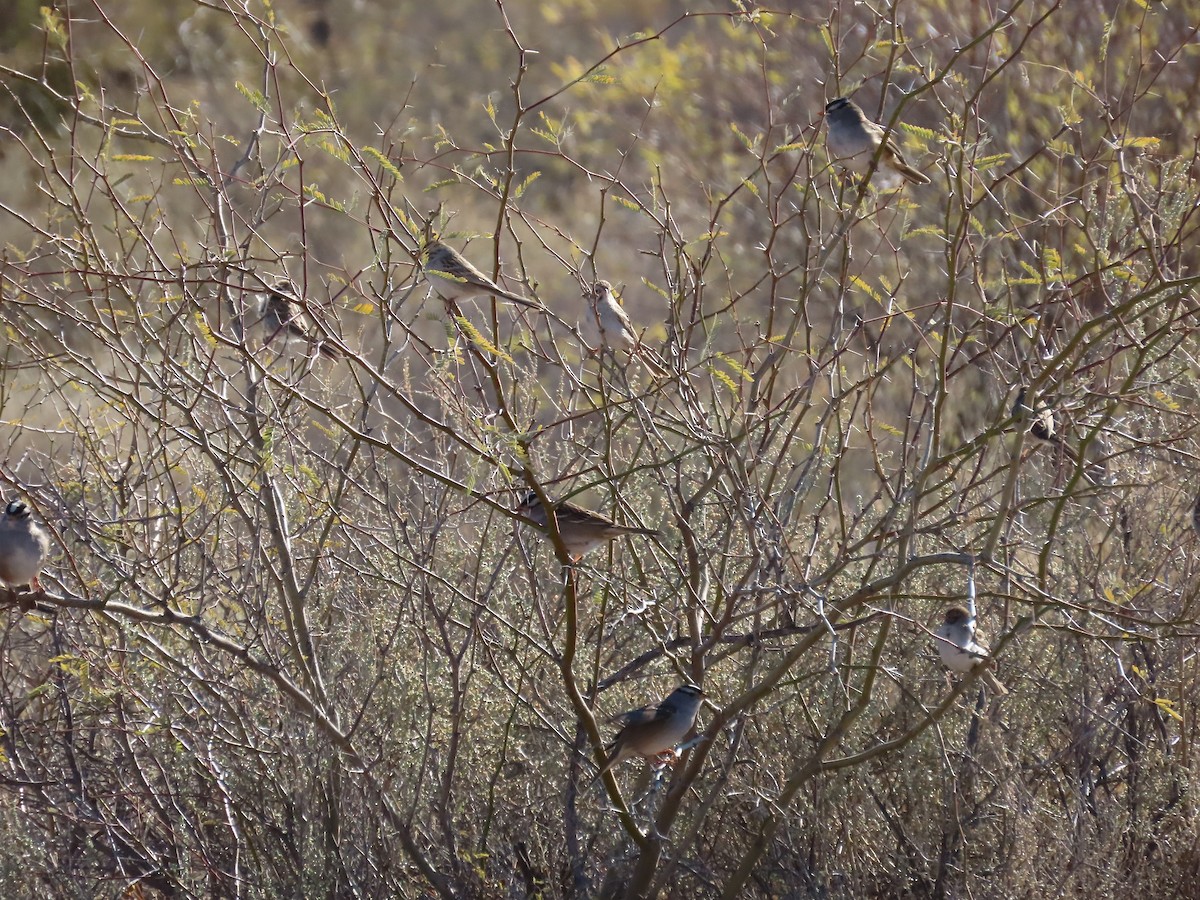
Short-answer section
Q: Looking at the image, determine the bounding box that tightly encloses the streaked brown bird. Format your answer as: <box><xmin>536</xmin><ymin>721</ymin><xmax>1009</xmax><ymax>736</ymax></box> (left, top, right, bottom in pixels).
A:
<box><xmin>1012</xmin><ymin>386</ymin><xmax>1104</xmax><ymax>484</ymax></box>
<box><xmin>585</xmin><ymin>280</ymin><xmax>637</xmax><ymax>351</ymax></box>
<box><xmin>423</xmin><ymin>240</ymin><xmax>542</xmax><ymax>310</ymax></box>
<box><xmin>584</xmin><ymin>280</ymin><xmax>667</xmax><ymax>375</ymax></box>
<box><xmin>1013</xmin><ymin>386</ymin><xmax>1060</xmax><ymax>443</ymax></box>
<box><xmin>261</xmin><ymin>281</ymin><xmax>341</xmax><ymax>359</ymax></box>
<box><xmin>516</xmin><ymin>490</ymin><xmax>658</xmax><ymax>560</ymax></box>
<box><xmin>594</xmin><ymin>683</ymin><xmax>706</xmax><ymax>780</ymax></box>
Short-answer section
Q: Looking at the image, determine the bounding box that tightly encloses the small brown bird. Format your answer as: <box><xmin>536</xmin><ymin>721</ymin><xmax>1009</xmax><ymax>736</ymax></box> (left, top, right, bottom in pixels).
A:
<box><xmin>261</xmin><ymin>281</ymin><xmax>341</xmax><ymax>359</ymax></box>
<box><xmin>935</xmin><ymin>606</ymin><xmax>1008</xmax><ymax>696</ymax></box>
<box><xmin>0</xmin><ymin>500</ymin><xmax>50</xmax><ymax>600</ymax></box>
<box><xmin>586</xmin><ymin>280</ymin><xmax>637</xmax><ymax>351</ymax></box>
<box><xmin>423</xmin><ymin>240</ymin><xmax>542</xmax><ymax>310</ymax></box>
<box><xmin>1013</xmin><ymin>387</ymin><xmax>1060</xmax><ymax>443</ymax></box>
<box><xmin>516</xmin><ymin>491</ymin><xmax>658</xmax><ymax>560</ymax></box>
<box><xmin>824</xmin><ymin>97</ymin><xmax>930</xmax><ymax>186</ymax></box>
<box><xmin>584</xmin><ymin>280</ymin><xmax>667</xmax><ymax>375</ymax></box>
<box><xmin>595</xmin><ymin>683</ymin><xmax>706</xmax><ymax>780</ymax></box>
<box><xmin>1012</xmin><ymin>387</ymin><xmax>1103</xmax><ymax>484</ymax></box>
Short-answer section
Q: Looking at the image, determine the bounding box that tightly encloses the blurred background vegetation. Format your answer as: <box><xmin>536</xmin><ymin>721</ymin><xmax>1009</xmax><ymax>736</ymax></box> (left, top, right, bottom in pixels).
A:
<box><xmin>1</xmin><ymin>0</ymin><xmax>1199</xmax><ymax>896</ymax></box>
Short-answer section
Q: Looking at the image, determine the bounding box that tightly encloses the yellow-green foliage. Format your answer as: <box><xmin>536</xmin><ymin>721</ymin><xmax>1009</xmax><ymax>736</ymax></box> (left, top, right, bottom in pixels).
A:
<box><xmin>0</xmin><ymin>1</ymin><xmax>1197</xmax><ymax>897</ymax></box>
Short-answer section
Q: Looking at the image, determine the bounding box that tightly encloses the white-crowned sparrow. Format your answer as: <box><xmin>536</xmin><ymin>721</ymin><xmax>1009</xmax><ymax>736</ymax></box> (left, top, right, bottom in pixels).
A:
<box><xmin>1012</xmin><ymin>386</ymin><xmax>1059</xmax><ymax>443</ymax></box>
<box><xmin>424</xmin><ymin>240</ymin><xmax>542</xmax><ymax>310</ymax></box>
<box><xmin>595</xmin><ymin>683</ymin><xmax>706</xmax><ymax>780</ymax></box>
<box><xmin>0</xmin><ymin>500</ymin><xmax>49</xmax><ymax>598</ymax></box>
<box><xmin>1012</xmin><ymin>387</ymin><xmax>1102</xmax><ymax>484</ymax></box>
<box><xmin>260</xmin><ymin>281</ymin><xmax>341</xmax><ymax>359</ymax></box>
<box><xmin>824</xmin><ymin>97</ymin><xmax>930</xmax><ymax>186</ymax></box>
<box><xmin>516</xmin><ymin>490</ymin><xmax>659</xmax><ymax>560</ymax></box>
<box><xmin>935</xmin><ymin>606</ymin><xmax>1008</xmax><ymax>696</ymax></box>
<box><xmin>584</xmin><ymin>281</ymin><xmax>667</xmax><ymax>375</ymax></box>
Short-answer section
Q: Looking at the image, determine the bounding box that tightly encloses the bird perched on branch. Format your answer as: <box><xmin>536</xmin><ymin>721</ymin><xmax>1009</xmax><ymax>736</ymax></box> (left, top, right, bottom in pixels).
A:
<box><xmin>516</xmin><ymin>490</ymin><xmax>658</xmax><ymax>561</ymax></box>
<box><xmin>0</xmin><ymin>500</ymin><xmax>49</xmax><ymax>604</ymax></box>
<box><xmin>260</xmin><ymin>281</ymin><xmax>341</xmax><ymax>359</ymax></box>
<box><xmin>586</xmin><ymin>280</ymin><xmax>637</xmax><ymax>352</ymax></box>
<box><xmin>423</xmin><ymin>240</ymin><xmax>543</xmax><ymax>311</ymax></box>
<box><xmin>594</xmin><ymin>683</ymin><xmax>706</xmax><ymax>781</ymax></box>
<box><xmin>935</xmin><ymin>606</ymin><xmax>1008</xmax><ymax>696</ymax></box>
<box><xmin>584</xmin><ymin>280</ymin><xmax>667</xmax><ymax>375</ymax></box>
<box><xmin>1012</xmin><ymin>386</ymin><xmax>1104</xmax><ymax>484</ymax></box>
<box><xmin>824</xmin><ymin>96</ymin><xmax>930</xmax><ymax>186</ymax></box>
<box><xmin>1012</xmin><ymin>386</ymin><xmax>1062</xmax><ymax>444</ymax></box>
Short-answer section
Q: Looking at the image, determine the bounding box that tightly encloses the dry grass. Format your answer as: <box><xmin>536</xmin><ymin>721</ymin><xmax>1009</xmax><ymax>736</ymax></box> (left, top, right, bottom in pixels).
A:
<box><xmin>0</xmin><ymin>0</ymin><xmax>1198</xmax><ymax>896</ymax></box>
